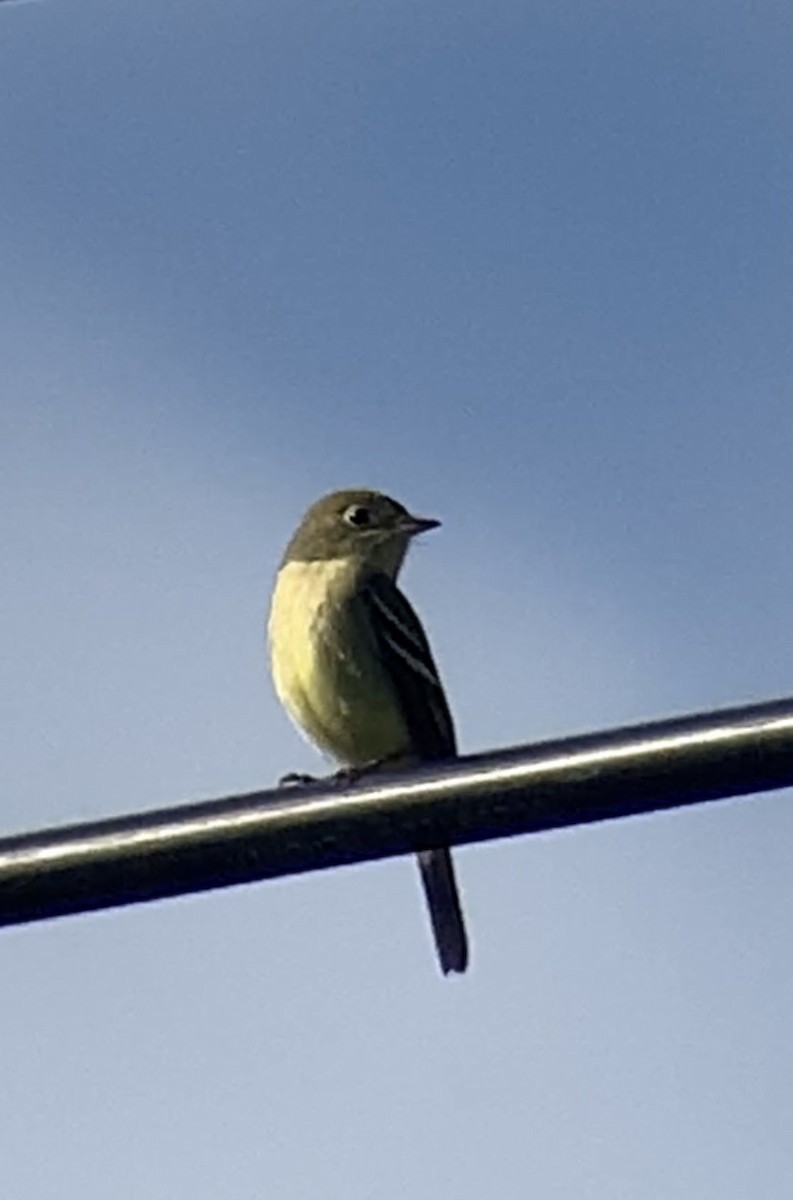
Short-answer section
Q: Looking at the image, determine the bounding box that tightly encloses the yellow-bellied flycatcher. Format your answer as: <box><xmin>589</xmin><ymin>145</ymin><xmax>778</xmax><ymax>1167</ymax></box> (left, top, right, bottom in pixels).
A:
<box><xmin>268</xmin><ymin>489</ymin><xmax>468</xmax><ymax>974</ymax></box>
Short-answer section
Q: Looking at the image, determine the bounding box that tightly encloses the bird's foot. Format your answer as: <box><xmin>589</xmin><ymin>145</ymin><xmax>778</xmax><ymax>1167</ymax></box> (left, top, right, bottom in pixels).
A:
<box><xmin>281</xmin><ymin>756</ymin><xmax>405</xmax><ymax>789</ymax></box>
<box><xmin>333</xmin><ymin>765</ymin><xmax>364</xmax><ymax>785</ymax></box>
<box><xmin>333</xmin><ymin>754</ymin><xmax>405</xmax><ymax>786</ymax></box>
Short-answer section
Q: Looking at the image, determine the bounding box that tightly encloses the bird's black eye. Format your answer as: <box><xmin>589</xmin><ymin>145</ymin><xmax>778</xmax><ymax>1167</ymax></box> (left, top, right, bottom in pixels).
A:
<box><xmin>343</xmin><ymin>504</ymin><xmax>372</xmax><ymax>527</ymax></box>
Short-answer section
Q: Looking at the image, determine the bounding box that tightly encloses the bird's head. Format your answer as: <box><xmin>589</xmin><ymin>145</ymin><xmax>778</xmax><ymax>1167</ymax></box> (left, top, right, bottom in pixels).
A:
<box><xmin>282</xmin><ymin>489</ymin><xmax>440</xmax><ymax>578</ymax></box>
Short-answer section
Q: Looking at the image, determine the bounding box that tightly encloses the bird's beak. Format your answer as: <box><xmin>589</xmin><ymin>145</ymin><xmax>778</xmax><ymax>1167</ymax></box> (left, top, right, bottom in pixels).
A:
<box><xmin>402</xmin><ymin>513</ymin><xmax>441</xmax><ymax>536</ymax></box>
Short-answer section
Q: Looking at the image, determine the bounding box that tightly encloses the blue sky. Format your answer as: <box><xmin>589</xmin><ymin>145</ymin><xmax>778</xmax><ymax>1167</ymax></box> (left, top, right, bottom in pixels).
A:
<box><xmin>2</xmin><ymin>1</ymin><xmax>792</xmax><ymax>1196</ymax></box>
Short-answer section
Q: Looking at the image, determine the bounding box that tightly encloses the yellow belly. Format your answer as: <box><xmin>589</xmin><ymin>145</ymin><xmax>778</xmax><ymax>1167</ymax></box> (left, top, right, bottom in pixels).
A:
<box><xmin>268</xmin><ymin>560</ymin><xmax>410</xmax><ymax>767</ymax></box>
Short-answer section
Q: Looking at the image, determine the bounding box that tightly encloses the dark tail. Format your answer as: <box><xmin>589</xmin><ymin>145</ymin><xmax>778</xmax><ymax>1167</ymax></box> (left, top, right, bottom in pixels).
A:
<box><xmin>416</xmin><ymin>848</ymin><xmax>469</xmax><ymax>975</ymax></box>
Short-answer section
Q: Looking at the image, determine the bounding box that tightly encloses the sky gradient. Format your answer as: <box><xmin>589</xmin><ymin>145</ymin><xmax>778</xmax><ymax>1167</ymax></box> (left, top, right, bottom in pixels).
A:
<box><xmin>2</xmin><ymin>2</ymin><xmax>792</xmax><ymax>1197</ymax></box>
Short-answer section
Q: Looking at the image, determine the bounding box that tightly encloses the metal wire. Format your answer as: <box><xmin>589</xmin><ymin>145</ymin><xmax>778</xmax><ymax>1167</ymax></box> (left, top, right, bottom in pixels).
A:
<box><xmin>1</xmin><ymin>695</ymin><xmax>792</xmax><ymax>929</ymax></box>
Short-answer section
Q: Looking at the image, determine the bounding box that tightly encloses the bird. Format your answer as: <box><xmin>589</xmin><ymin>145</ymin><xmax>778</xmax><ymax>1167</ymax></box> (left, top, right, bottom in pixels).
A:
<box><xmin>267</xmin><ymin>488</ymin><xmax>468</xmax><ymax>974</ymax></box>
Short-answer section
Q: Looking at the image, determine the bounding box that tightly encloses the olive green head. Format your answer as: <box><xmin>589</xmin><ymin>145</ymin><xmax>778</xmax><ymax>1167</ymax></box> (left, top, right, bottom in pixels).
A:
<box><xmin>281</xmin><ymin>489</ymin><xmax>440</xmax><ymax>570</ymax></box>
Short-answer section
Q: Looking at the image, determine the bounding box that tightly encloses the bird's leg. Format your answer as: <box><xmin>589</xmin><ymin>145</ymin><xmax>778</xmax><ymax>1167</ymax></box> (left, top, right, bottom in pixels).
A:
<box><xmin>332</xmin><ymin>765</ymin><xmax>363</xmax><ymax>785</ymax></box>
<box><xmin>333</xmin><ymin>752</ymin><xmax>408</xmax><ymax>786</ymax></box>
<box><xmin>281</xmin><ymin>753</ymin><xmax>408</xmax><ymax>789</ymax></box>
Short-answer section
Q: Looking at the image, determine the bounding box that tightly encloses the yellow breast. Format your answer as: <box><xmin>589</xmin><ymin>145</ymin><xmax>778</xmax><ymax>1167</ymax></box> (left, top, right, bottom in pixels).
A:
<box><xmin>268</xmin><ymin>559</ymin><xmax>409</xmax><ymax>766</ymax></box>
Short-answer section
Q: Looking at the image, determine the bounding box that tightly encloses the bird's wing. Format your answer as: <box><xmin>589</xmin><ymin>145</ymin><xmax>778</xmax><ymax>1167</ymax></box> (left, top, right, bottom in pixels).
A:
<box><xmin>359</xmin><ymin>572</ymin><xmax>456</xmax><ymax>761</ymax></box>
<box><xmin>361</xmin><ymin>573</ymin><xmax>467</xmax><ymax>973</ymax></box>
